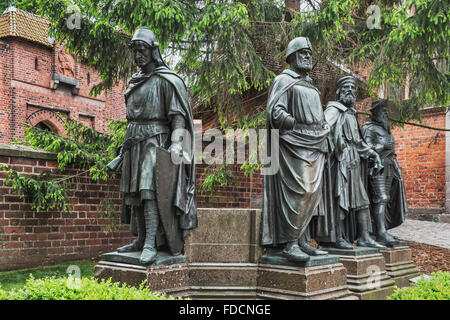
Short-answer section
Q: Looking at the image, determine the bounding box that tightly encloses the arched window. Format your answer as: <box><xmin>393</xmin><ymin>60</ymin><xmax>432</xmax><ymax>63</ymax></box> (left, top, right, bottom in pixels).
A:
<box><xmin>35</xmin><ymin>57</ymin><xmax>39</xmax><ymax>70</ymax></box>
<box><xmin>35</xmin><ymin>121</ymin><xmax>54</xmax><ymax>132</ymax></box>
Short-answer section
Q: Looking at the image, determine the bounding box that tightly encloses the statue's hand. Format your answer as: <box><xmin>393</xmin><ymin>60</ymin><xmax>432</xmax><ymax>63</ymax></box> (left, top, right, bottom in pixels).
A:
<box><xmin>370</xmin><ymin>151</ymin><xmax>384</xmax><ymax>175</ymax></box>
<box><xmin>384</xmin><ymin>141</ymin><xmax>394</xmax><ymax>150</ymax></box>
<box><xmin>168</xmin><ymin>142</ymin><xmax>183</xmax><ymax>157</ymax></box>
<box><xmin>322</xmin><ymin>123</ymin><xmax>330</xmax><ymax>134</ymax></box>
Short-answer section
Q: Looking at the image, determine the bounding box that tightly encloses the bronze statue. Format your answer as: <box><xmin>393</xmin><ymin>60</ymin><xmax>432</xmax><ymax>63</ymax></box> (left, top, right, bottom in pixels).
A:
<box><xmin>261</xmin><ymin>37</ymin><xmax>330</xmax><ymax>262</ymax></box>
<box><xmin>361</xmin><ymin>99</ymin><xmax>407</xmax><ymax>246</ymax></box>
<box><xmin>323</xmin><ymin>76</ymin><xmax>385</xmax><ymax>249</ymax></box>
<box><xmin>109</xmin><ymin>27</ymin><xmax>197</xmax><ymax>265</ymax></box>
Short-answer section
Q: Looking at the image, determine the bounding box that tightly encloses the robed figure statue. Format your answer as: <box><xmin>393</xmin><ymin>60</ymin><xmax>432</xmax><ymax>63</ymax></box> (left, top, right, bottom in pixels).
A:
<box><xmin>261</xmin><ymin>37</ymin><xmax>331</xmax><ymax>262</ymax></box>
<box><xmin>361</xmin><ymin>99</ymin><xmax>407</xmax><ymax>246</ymax></box>
<box><xmin>109</xmin><ymin>27</ymin><xmax>197</xmax><ymax>265</ymax></box>
<box><xmin>322</xmin><ymin>76</ymin><xmax>385</xmax><ymax>249</ymax></box>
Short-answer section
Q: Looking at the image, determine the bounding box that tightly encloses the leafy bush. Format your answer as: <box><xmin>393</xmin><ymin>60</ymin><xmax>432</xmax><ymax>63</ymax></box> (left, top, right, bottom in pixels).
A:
<box><xmin>0</xmin><ymin>276</ymin><xmax>176</xmax><ymax>300</ymax></box>
<box><xmin>387</xmin><ymin>271</ymin><xmax>450</xmax><ymax>300</ymax></box>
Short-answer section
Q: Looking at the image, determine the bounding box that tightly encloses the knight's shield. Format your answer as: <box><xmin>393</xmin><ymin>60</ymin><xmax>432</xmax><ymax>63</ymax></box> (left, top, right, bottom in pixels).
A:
<box><xmin>155</xmin><ymin>147</ymin><xmax>184</xmax><ymax>255</ymax></box>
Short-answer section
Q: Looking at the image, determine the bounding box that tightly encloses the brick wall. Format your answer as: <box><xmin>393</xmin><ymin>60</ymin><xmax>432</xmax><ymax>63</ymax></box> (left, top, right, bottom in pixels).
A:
<box><xmin>0</xmin><ymin>37</ymin><xmax>126</xmax><ymax>143</ymax></box>
<box><xmin>391</xmin><ymin>108</ymin><xmax>446</xmax><ymax>210</ymax></box>
<box><xmin>0</xmin><ymin>144</ymin><xmax>133</xmax><ymax>271</ymax></box>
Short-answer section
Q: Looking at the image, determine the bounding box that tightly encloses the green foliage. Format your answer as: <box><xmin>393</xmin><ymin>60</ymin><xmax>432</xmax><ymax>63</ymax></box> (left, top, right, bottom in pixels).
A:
<box><xmin>0</xmin><ymin>275</ymin><xmax>175</xmax><ymax>300</ymax></box>
<box><xmin>200</xmin><ymin>164</ymin><xmax>236</xmax><ymax>194</ymax></box>
<box><xmin>387</xmin><ymin>271</ymin><xmax>450</xmax><ymax>300</ymax></box>
<box><xmin>292</xmin><ymin>0</ymin><xmax>449</xmax><ymax>121</ymax></box>
<box><xmin>2</xmin><ymin>117</ymin><xmax>126</xmax><ymax>214</ymax></box>
<box><xmin>0</xmin><ymin>164</ymin><xmax>68</xmax><ymax>213</ymax></box>
<box><xmin>20</xmin><ymin>117</ymin><xmax>125</xmax><ymax>181</ymax></box>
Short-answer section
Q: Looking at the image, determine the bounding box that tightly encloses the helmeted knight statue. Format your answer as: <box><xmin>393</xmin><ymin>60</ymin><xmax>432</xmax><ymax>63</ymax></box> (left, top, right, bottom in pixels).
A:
<box><xmin>322</xmin><ymin>76</ymin><xmax>386</xmax><ymax>249</ymax></box>
<box><xmin>361</xmin><ymin>99</ymin><xmax>407</xmax><ymax>246</ymax></box>
<box><xmin>261</xmin><ymin>37</ymin><xmax>332</xmax><ymax>262</ymax></box>
<box><xmin>107</xmin><ymin>27</ymin><xmax>197</xmax><ymax>265</ymax></box>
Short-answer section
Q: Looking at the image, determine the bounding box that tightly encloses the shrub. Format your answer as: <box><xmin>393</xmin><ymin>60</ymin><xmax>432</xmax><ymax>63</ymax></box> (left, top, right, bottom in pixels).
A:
<box><xmin>0</xmin><ymin>275</ymin><xmax>176</xmax><ymax>300</ymax></box>
<box><xmin>387</xmin><ymin>271</ymin><xmax>450</xmax><ymax>300</ymax></box>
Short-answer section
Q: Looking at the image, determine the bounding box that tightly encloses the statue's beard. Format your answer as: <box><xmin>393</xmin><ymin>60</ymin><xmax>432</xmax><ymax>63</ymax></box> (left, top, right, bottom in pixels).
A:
<box><xmin>293</xmin><ymin>58</ymin><xmax>312</xmax><ymax>73</ymax></box>
<box><xmin>339</xmin><ymin>92</ymin><xmax>356</xmax><ymax>107</ymax></box>
<box><xmin>377</xmin><ymin>118</ymin><xmax>391</xmax><ymax>133</ymax></box>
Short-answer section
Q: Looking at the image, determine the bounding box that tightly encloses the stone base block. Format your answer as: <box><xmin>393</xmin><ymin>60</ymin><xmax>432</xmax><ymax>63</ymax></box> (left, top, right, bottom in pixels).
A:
<box><xmin>257</xmin><ymin>262</ymin><xmax>352</xmax><ymax>300</ymax></box>
<box><xmin>188</xmin><ymin>262</ymin><xmax>258</xmax><ymax>299</ymax></box>
<box><xmin>94</xmin><ymin>260</ymin><xmax>190</xmax><ymax>297</ymax></box>
<box><xmin>323</xmin><ymin>248</ymin><xmax>396</xmax><ymax>300</ymax></box>
<box><xmin>380</xmin><ymin>246</ymin><xmax>420</xmax><ymax>288</ymax></box>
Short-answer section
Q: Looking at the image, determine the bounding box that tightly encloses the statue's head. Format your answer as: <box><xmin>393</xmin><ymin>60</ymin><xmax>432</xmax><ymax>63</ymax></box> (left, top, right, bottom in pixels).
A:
<box><xmin>130</xmin><ymin>27</ymin><xmax>165</xmax><ymax>69</ymax></box>
<box><xmin>370</xmin><ymin>99</ymin><xmax>390</xmax><ymax>130</ymax></box>
<box><xmin>285</xmin><ymin>37</ymin><xmax>313</xmax><ymax>74</ymax></box>
<box><xmin>336</xmin><ymin>76</ymin><xmax>357</xmax><ymax>107</ymax></box>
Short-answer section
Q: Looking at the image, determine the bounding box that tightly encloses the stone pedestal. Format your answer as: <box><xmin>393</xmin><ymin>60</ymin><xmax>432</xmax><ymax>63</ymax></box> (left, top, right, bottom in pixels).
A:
<box><xmin>94</xmin><ymin>251</ymin><xmax>190</xmax><ymax>297</ymax></box>
<box><xmin>380</xmin><ymin>245</ymin><xmax>420</xmax><ymax>288</ymax></box>
<box><xmin>188</xmin><ymin>262</ymin><xmax>259</xmax><ymax>299</ymax></box>
<box><xmin>257</xmin><ymin>254</ymin><xmax>354</xmax><ymax>300</ymax></box>
<box><xmin>323</xmin><ymin>247</ymin><xmax>396</xmax><ymax>300</ymax></box>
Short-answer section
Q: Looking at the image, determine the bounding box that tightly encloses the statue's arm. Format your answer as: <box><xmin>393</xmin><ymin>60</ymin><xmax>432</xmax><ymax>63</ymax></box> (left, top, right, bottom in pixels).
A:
<box><xmin>270</xmin><ymin>91</ymin><xmax>296</xmax><ymax>130</ymax></box>
<box><xmin>363</xmin><ymin>127</ymin><xmax>384</xmax><ymax>154</ymax></box>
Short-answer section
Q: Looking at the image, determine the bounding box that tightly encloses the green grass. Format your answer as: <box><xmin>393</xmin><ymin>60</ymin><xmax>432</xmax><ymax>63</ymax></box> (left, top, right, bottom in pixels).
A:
<box><xmin>0</xmin><ymin>259</ymin><xmax>97</xmax><ymax>291</ymax></box>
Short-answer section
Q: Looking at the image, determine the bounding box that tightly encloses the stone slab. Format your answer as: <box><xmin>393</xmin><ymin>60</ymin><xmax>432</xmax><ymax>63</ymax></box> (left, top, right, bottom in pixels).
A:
<box><xmin>322</xmin><ymin>247</ymin><xmax>380</xmax><ymax>256</ymax></box>
<box><xmin>100</xmin><ymin>251</ymin><xmax>186</xmax><ymax>267</ymax></box>
<box><xmin>384</xmin><ymin>241</ymin><xmax>408</xmax><ymax>248</ymax></box>
<box><xmin>259</xmin><ymin>253</ymin><xmax>340</xmax><ymax>268</ymax></box>
<box><xmin>185</xmin><ymin>208</ymin><xmax>263</xmax><ymax>263</ymax></box>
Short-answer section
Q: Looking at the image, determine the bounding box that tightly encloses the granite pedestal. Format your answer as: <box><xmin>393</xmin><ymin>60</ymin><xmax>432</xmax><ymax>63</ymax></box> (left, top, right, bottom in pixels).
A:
<box><xmin>257</xmin><ymin>252</ymin><xmax>354</xmax><ymax>300</ymax></box>
<box><xmin>94</xmin><ymin>251</ymin><xmax>190</xmax><ymax>297</ymax></box>
<box><xmin>379</xmin><ymin>243</ymin><xmax>420</xmax><ymax>288</ymax></box>
<box><xmin>94</xmin><ymin>209</ymin><xmax>359</xmax><ymax>300</ymax></box>
<box><xmin>322</xmin><ymin>246</ymin><xmax>396</xmax><ymax>300</ymax></box>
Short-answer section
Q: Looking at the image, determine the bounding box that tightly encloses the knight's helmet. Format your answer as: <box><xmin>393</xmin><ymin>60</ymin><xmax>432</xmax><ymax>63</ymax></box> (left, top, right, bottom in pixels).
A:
<box><xmin>285</xmin><ymin>37</ymin><xmax>312</xmax><ymax>62</ymax></box>
<box><xmin>131</xmin><ymin>27</ymin><xmax>159</xmax><ymax>47</ymax></box>
<box><xmin>131</xmin><ymin>27</ymin><xmax>168</xmax><ymax>68</ymax></box>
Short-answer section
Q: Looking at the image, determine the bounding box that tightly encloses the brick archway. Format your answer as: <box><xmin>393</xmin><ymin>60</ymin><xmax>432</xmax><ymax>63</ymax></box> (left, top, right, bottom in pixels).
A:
<box><xmin>26</xmin><ymin>109</ymin><xmax>66</xmax><ymax>135</ymax></box>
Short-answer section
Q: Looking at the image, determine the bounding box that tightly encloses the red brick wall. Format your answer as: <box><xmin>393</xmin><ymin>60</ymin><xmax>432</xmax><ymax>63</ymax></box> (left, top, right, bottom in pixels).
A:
<box><xmin>0</xmin><ymin>150</ymin><xmax>133</xmax><ymax>271</ymax></box>
<box><xmin>195</xmin><ymin>163</ymin><xmax>263</xmax><ymax>209</ymax></box>
<box><xmin>391</xmin><ymin>109</ymin><xmax>446</xmax><ymax>209</ymax></box>
<box><xmin>0</xmin><ymin>37</ymin><xmax>126</xmax><ymax>143</ymax></box>
<box><xmin>0</xmin><ymin>40</ymin><xmax>12</xmax><ymax>143</ymax></box>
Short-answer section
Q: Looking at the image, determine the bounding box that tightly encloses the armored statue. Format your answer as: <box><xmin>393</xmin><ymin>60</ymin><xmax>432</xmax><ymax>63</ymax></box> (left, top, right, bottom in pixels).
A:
<box><xmin>108</xmin><ymin>27</ymin><xmax>197</xmax><ymax>265</ymax></box>
<box><xmin>323</xmin><ymin>76</ymin><xmax>385</xmax><ymax>249</ymax></box>
<box><xmin>261</xmin><ymin>37</ymin><xmax>330</xmax><ymax>262</ymax></box>
<box><xmin>361</xmin><ymin>99</ymin><xmax>407</xmax><ymax>246</ymax></box>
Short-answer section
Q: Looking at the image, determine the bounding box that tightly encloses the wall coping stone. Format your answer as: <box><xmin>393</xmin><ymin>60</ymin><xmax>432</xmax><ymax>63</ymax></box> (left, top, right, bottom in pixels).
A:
<box><xmin>0</xmin><ymin>143</ymin><xmax>57</xmax><ymax>160</ymax></box>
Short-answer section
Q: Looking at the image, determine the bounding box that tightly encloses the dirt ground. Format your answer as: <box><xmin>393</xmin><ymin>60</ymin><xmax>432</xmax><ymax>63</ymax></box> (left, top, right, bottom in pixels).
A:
<box><xmin>406</xmin><ymin>240</ymin><xmax>449</xmax><ymax>274</ymax></box>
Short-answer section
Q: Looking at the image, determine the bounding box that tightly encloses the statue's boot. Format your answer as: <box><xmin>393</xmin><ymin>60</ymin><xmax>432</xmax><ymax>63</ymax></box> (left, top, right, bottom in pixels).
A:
<box><xmin>373</xmin><ymin>204</ymin><xmax>397</xmax><ymax>246</ymax></box>
<box><xmin>117</xmin><ymin>207</ymin><xmax>145</xmax><ymax>253</ymax></box>
<box><xmin>333</xmin><ymin>219</ymin><xmax>354</xmax><ymax>249</ymax></box>
<box><xmin>334</xmin><ymin>238</ymin><xmax>354</xmax><ymax>249</ymax></box>
<box><xmin>282</xmin><ymin>241</ymin><xmax>310</xmax><ymax>262</ymax></box>
<box><xmin>298</xmin><ymin>235</ymin><xmax>328</xmax><ymax>256</ymax></box>
<box><xmin>140</xmin><ymin>200</ymin><xmax>158</xmax><ymax>265</ymax></box>
<box><xmin>376</xmin><ymin>232</ymin><xmax>397</xmax><ymax>246</ymax></box>
<box><xmin>356</xmin><ymin>209</ymin><xmax>386</xmax><ymax>249</ymax></box>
